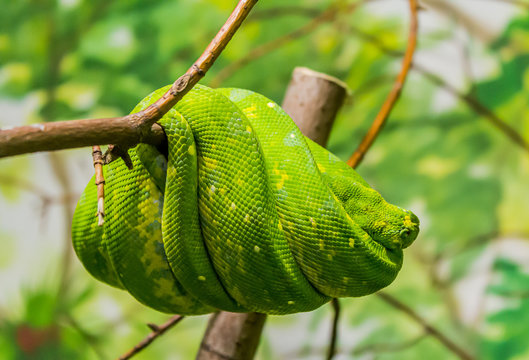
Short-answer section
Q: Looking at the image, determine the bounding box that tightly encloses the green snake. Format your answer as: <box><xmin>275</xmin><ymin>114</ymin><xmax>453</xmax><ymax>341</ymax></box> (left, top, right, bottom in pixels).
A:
<box><xmin>72</xmin><ymin>85</ymin><xmax>419</xmax><ymax>315</ymax></box>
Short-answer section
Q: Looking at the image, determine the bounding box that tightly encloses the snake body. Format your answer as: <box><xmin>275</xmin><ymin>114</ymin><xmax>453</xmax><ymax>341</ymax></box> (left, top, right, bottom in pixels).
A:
<box><xmin>72</xmin><ymin>85</ymin><xmax>419</xmax><ymax>315</ymax></box>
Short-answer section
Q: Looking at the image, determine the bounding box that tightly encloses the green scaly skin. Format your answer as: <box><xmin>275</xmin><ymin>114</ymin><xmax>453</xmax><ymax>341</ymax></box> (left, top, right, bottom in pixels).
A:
<box><xmin>71</xmin><ymin>85</ymin><xmax>419</xmax><ymax>315</ymax></box>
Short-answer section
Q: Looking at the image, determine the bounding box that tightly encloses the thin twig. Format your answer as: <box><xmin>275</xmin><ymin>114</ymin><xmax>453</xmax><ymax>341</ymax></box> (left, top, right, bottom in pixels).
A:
<box><xmin>0</xmin><ymin>0</ymin><xmax>258</xmax><ymax>159</ymax></box>
<box><xmin>413</xmin><ymin>63</ymin><xmax>529</xmax><ymax>153</ymax></box>
<box><xmin>352</xmin><ymin>333</ymin><xmax>427</xmax><ymax>356</ymax></box>
<box><xmin>377</xmin><ymin>292</ymin><xmax>475</xmax><ymax>360</ymax></box>
<box><xmin>209</xmin><ymin>0</ymin><xmax>367</xmax><ymax>88</ymax></box>
<box><xmin>309</xmin><ymin>3</ymin><xmax>413</xmax><ymax>353</ymax></box>
<box><xmin>348</xmin><ymin>26</ymin><xmax>529</xmax><ymax>155</ymax></box>
<box><xmin>484</xmin><ymin>0</ymin><xmax>529</xmax><ymax>8</ymax></box>
<box><xmin>249</xmin><ymin>6</ymin><xmax>320</xmax><ymax>20</ymax></box>
<box><xmin>103</xmin><ymin>0</ymin><xmax>259</xmax><ymax>163</ymax></box>
<box><xmin>118</xmin><ymin>315</ymin><xmax>185</xmax><ymax>360</ymax></box>
<box><xmin>341</xmin><ymin>4</ymin><xmax>474</xmax><ymax>358</ymax></box>
<box><xmin>92</xmin><ymin>146</ymin><xmax>105</xmax><ymax>226</ymax></box>
<box><xmin>326</xmin><ymin>298</ymin><xmax>340</xmax><ymax>360</ymax></box>
<box><xmin>347</xmin><ymin>0</ymin><xmax>419</xmax><ymax>168</ymax></box>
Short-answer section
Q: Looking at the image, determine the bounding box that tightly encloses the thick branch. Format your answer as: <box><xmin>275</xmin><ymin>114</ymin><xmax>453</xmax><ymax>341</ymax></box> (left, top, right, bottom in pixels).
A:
<box><xmin>196</xmin><ymin>312</ymin><xmax>267</xmax><ymax>360</ymax></box>
<box><xmin>0</xmin><ymin>0</ymin><xmax>258</xmax><ymax>159</ymax></box>
<box><xmin>282</xmin><ymin>67</ymin><xmax>348</xmax><ymax>146</ymax></box>
<box><xmin>0</xmin><ymin>118</ymin><xmax>165</xmax><ymax>158</ymax></box>
<box><xmin>347</xmin><ymin>0</ymin><xmax>419</xmax><ymax>167</ymax></box>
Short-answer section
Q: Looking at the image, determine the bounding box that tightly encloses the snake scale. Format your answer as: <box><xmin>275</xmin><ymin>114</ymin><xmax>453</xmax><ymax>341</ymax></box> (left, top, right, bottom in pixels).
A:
<box><xmin>72</xmin><ymin>85</ymin><xmax>419</xmax><ymax>315</ymax></box>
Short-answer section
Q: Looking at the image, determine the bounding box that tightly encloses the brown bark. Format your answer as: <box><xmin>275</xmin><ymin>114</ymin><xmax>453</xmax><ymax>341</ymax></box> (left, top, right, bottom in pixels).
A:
<box><xmin>195</xmin><ymin>67</ymin><xmax>349</xmax><ymax>360</ymax></box>
<box><xmin>0</xmin><ymin>0</ymin><xmax>258</xmax><ymax>160</ymax></box>
<box><xmin>0</xmin><ymin>117</ymin><xmax>165</xmax><ymax>158</ymax></box>
<box><xmin>196</xmin><ymin>312</ymin><xmax>267</xmax><ymax>360</ymax></box>
<box><xmin>281</xmin><ymin>67</ymin><xmax>348</xmax><ymax>147</ymax></box>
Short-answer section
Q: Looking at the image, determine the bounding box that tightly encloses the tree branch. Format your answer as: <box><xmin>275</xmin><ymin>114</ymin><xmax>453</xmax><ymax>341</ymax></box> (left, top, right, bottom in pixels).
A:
<box><xmin>0</xmin><ymin>0</ymin><xmax>258</xmax><ymax>159</ymax></box>
<box><xmin>196</xmin><ymin>312</ymin><xmax>267</xmax><ymax>360</ymax></box>
<box><xmin>347</xmin><ymin>25</ymin><xmax>529</xmax><ymax>155</ymax></box>
<box><xmin>249</xmin><ymin>6</ymin><xmax>320</xmax><ymax>20</ymax></box>
<box><xmin>347</xmin><ymin>0</ymin><xmax>419</xmax><ymax>167</ymax></box>
<box><xmin>92</xmin><ymin>146</ymin><xmax>105</xmax><ymax>226</ymax></box>
<box><xmin>0</xmin><ymin>118</ymin><xmax>165</xmax><ymax>158</ymax></box>
<box><xmin>377</xmin><ymin>292</ymin><xmax>475</xmax><ymax>360</ymax></box>
<box><xmin>118</xmin><ymin>315</ymin><xmax>185</xmax><ymax>360</ymax></box>
<box><xmin>209</xmin><ymin>0</ymin><xmax>367</xmax><ymax>88</ymax></box>
<box><xmin>326</xmin><ymin>298</ymin><xmax>340</xmax><ymax>360</ymax></box>
<box><xmin>352</xmin><ymin>332</ymin><xmax>427</xmax><ymax>356</ymax></box>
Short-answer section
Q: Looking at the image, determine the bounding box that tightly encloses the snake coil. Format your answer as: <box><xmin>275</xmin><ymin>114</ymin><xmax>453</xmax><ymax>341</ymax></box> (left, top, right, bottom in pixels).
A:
<box><xmin>72</xmin><ymin>85</ymin><xmax>419</xmax><ymax>315</ymax></box>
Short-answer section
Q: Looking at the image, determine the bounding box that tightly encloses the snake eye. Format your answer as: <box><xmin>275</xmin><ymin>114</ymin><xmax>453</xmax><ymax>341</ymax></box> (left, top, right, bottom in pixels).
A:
<box><xmin>399</xmin><ymin>229</ymin><xmax>411</xmax><ymax>240</ymax></box>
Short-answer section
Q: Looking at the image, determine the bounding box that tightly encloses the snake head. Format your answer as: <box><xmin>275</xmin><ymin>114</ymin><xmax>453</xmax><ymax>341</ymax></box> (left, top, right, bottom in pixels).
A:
<box><xmin>342</xmin><ymin>185</ymin><xmax>420</xmax><ymax>252</ymax></box>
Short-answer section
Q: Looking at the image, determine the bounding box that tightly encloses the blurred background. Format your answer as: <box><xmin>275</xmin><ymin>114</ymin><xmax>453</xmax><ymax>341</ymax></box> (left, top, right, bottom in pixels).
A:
<box><xmin>1</xmin><ymin>0</ymin><xmax>529</xmax><ymax>358</ymax></box>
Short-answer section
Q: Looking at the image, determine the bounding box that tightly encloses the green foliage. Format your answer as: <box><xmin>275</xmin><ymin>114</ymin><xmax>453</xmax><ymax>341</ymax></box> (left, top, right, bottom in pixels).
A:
<box><xmin>1</xmin><ymin>0</ymin><xmax>529</xmax><ymax>359</ymax></box>
<box><xmin>481</xmin><ymin>259</ymin><xmax>529</xmax><ymax>359</ymax></box>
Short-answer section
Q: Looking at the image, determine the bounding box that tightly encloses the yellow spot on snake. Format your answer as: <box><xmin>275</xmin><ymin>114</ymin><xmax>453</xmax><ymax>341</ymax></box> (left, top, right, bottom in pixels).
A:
<box><xmin>275</xmin><ymin>171</ymin><xmax>289</xmax><ymax>190</ymax></box>
<box><xmin>237</xmin><ymin>179</ymin><xmax>244</xmax><ymax>186</ymax></box>
<box><xmin>139</xmin><ymin>240</ymin><xmax>163</xmax><ymax>276</ymax></box>
<box><xmin>310</xmin><ymin>217</ymin><xmax>317</xmax><ymax>228</ymax></box>
<box><xmin>219</xmin><ymin>188</ymin><xmax>226</xmax><ymax>195</ymax></box>
<box><xmin>209</xmin><ymin>185</ymin><xmax>216</xmax><ymax>194</ymax></box>
<box><xmin>288</xmin><ymin>300</ymin><xmax>295</xmax><ymax>305</ymax></box>
<box><xmin>244</xmin><ymin>105</ymin><xmax>257</xmax><ymax>118</ymax></box>
<box><xmin>319</xmin><ymin>239</ymin><xmax>324</xmax><ymax>250</ymax></box>
<box><xmin>153</xmin><ymin>277</ymin><xmax>177</xmax><ymax>299</ymax></box>
<box><xmin>254</xmin><ymin>245</ymin><xmax>260</xmax><ymax>253</ymax></box>
<box><xmin>168</xmin><ymin>167</ymin><xmax>177</xmax><ymax>177</ymax></box>
<box><xmin>349</xmin><ymin>238</ymin><xmax>355</xmax><ymax>248</ymax></box>
<box><xmin>246</xmin><ymin>125</ymin><xmax>253</xmax><ymax>133</ymax></box>
<box><xmin>230</xmin><ymin>202</ymin><xmax>236</xmax><ymax>211</ymax></box>
<box><xmin>244</xmin><ymin>214</ymin><xmax>250</xmax><ymax>223</ymax></box>
<box><xmin>188</xmin><ymin>146</ymin><xmax>195</xmax><ymax>155</ymax></box>
<box><xmin>328</xmin><ymin>254</ymin><xmax>333</xmax><ymax>261</ymax></box>
<box><xmin>278</xmin><ymin>222</ymin><xmax>283</xmax><ymax>231</ymax></box>
<box><xmin>317</xmin><ymin>163</ymin><xmax>326</xmax><ymax>173</ymax></box>
<box><xmin>403</xmin><ymin>215</ymin><xmax>413</xmax><ymax>227</ymax></box>
<box><xmin>198</xmin><ymin>276</ymin><xmax>206</xmax><ymax>281</ymax></box>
